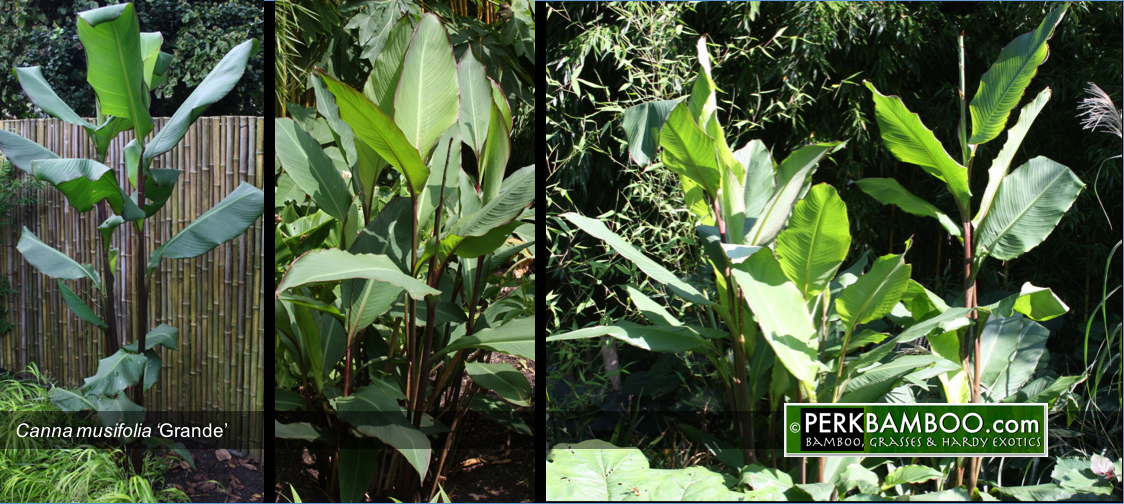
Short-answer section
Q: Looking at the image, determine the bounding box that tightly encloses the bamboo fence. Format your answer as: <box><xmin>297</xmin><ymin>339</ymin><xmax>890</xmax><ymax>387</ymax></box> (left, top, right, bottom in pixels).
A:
<box><xmin>0</xmin><ymin>116</ymin><xmax>263</xmax><ymax>462</ymax></box>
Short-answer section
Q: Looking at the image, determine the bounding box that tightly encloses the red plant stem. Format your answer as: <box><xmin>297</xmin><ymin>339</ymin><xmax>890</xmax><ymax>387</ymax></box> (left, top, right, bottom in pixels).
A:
<box><xmin>96</xmin><ymin>200</ymin><xmax>119</xmax><ymax>355</ymax></box>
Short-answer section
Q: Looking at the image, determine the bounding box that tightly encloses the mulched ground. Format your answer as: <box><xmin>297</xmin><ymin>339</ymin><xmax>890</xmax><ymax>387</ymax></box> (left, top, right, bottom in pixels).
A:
<box><xmin>274</xmin><ymin>355</ymin><xmax>536</xmax><ymax>502</ymax></box>
<box><xmin>153</xmin><ymin>439</ymin><xmax>265</xmax><ymax>503</ymax></box>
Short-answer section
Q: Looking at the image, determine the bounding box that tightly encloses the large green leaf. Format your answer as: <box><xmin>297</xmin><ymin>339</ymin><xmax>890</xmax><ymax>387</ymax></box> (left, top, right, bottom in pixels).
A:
<box><xmin>354</xmin><ymin>420</ymin><xmax>431</xmax><ymax>483</ymax></box>
<box><xmin>82</xmin><ymin>350</ymin><xmax>147</xmax><ymax>396</ymax></box>
<box><xmin>122</xmin><ymin>324</ymin><xmax>179</xmax><ymax>352</ymax></box>
<box><xmin>732</xmin><ymin>250</ymin><xmax>819</xmax><ymax>393</ymax></box>
<box><xmin>974</xmin><ymin>157</ymin><xmax>1084</xmax><ymax>261</ymax></box>
<box><xmin>479</xmin><ymin>101</ymin><xmax>511</xmax><ymax>206</ymax></box>
<box><xmin>624</xmin><ymin>285</ymin><xmax>682</xmax><ymax>327</ymax></box>
<box><xmin>855</xmin><ymin>178</ymin><xmax>962</xmax><ymax>238</ymax></box>
<box><xmin>338</xmin><ymin>444</ymin><xmax>382</xmax><ymax>504</ymax></box>
<box><xmin>733</xmin><ymin>140</ymin><xmax>775</xmax><ymax>221</ymax></box>
<box><xmin>318</xmin><ymin>314</ymin><xmax>347</xmax><ymax>382</ymax></box>
<box><xmin>547</xmin><ymin>440</ymin><xmax>751</xmax><ymax>501</ymax></box>
<box><xmin>77</xmin><ymin>3</ymin><xmax>152</xmax><ymax>140</ymax></box>
<box><xmin>0</xmin><ymin>129</ymin><xmax>57</xmax><ymax>175</ymax></box>
<box><xmin>275</xmin><ymin>118</ymin><xmax>352</xmax><ymax>222</ymax></box>
<box><xmin>776</xmin><ymin>184</ymin><xmax>850</xmax><ymax>299</ymax></box>
<box><xmin>968</xmin><ymin>5</ymin><xmax>1066</xmax><ymax>145</ymax></box>
<box><xmin>14</xmin><ymin>67</ymin><xmax>99</xmax><ymax>153</ymax></box>
<box><xmin>146</xmin><ymin>39</ymin><xmax>259</xmax><ymax>159</ymax></box>
<box><xmin>835</xmin><ymin>249</ymin><xmax>912</xmax><ymax>332</ymax></box>
<box><xmin>972</xmin><ymin>87</ymin><xmax>1051</xmax><ymax>228</ymax></box>
<box><xmin>57</xmin><ymin>280</ymin><xmax>107</xmax><ymax>330</ymax></box>
<box><xmin>276</xmin><ymin>249</ymin><xmax>439</xmax><ymax>300</ymax></box>
<box><xmin>395</xmin><ymin>12</ymin><xmax>458</xmax><ymax>161</ymax></box>
<box><xmin>48</xmin><ymin>387</ymin><xmax>96</xmax><ymax>412</ymax></box>
<box><xmin>745</xmin><ymin>142</ymin><xmax>837</xmax><ymax>246</ymax></box>
<box><xmin>465</xmin><ymin>362</ymin><xmax>532</xmax><ymax>406</ymax></box>
<box><xmin>458</xmin><ymin>48</ymin><xmax>493</xmax><ymax>155</ymax></box>
<box><xmin>839</xmin><ymin>354</ymin><xmax>959</xmax><ymax>403</ymax></box>
<box><xmin>865</xmin><ymin>81</ymin><xmax>969</xmax><ymax>209</ymax></box>
<box><xmin>660</xmin><ymin>101</ymin><xmax>720</xmax><ymax>198</ymax></box>
<box><xmin>978</xmin><ymin>314</ymin><xmax>1048</xmax><ymax>402</ymax></box>
<box><xmin>434</xmin><ymin>315</ymin><xmax>534</xmax><ymax>360</ymax></box>
<box><xmin>448</xmin><ymin>165</ymin><xmax>535</xmax><ymax>238</ymax></box>
<box><xmin>31</xmin><ymin>159</ymin><xmax>144</xmax><ymax>220</ymax></box>
<box><xmin>621</xmin><ymin>99</ymin><xmax>683</xmax><ymax>166</ymax></box>
<box><xmin>362</xmin><ymin>15</ymin><xmax>412</xmax><ymax>116</ymax></box>
<box><xmin>274</xmin><ymin>421</ymin><xmax>329</xmax><ymax>443</ymax></box>
<box><xmin>719</xmin><ymin>155</ymin><xmax>746</xmax><ymax>246</ymax></box>
<box><xmin>146</xmin><ymin>182</ymin><xmax>264</xmax><ymax>276</ymax></box>
<box><xmin>560</xmin><ymin>212</ymin><xmax>713</xmax><ymax>306</ymax></box>
<box><xmin>470</xmin><ymin>394</ymin><xmax>532</xmax><ymax>435</ymax></box>
<box><xmin>547</xmin><ymin>321</ymin><xmax>716</xmax><ymax>353</ymax></box>
<box><xmin>17</xmin><ymin>227</ymin><xmax>101</xmax><ymax>289</ymax></box>
<box><xmin>319</xmin><ymin>70</ymin><xmax>429</xmax><ymax>196</ymax></box>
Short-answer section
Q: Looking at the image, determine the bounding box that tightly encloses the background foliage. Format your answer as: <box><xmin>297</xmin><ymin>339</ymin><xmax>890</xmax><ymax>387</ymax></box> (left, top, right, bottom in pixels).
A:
<box><xmin>547</xmin><ymin>0</ymin><xmax>1121</xmax><ymax>378</ymax></box>
<box><xmin>0</xmin><ymin>0</ymin><xmax>263</xmax><ymax>119</ymax></box>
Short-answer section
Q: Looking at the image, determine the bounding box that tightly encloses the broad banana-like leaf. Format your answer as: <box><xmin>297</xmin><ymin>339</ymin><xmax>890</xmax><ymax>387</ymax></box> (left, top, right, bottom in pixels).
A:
<box><xmin>122</xmin><ymin>324</ymin><xmax>179</xmax><ymax>352</ymax></box>
<box><xmin>318</xmin><ymin>313</ymin><xmax>347</xmax><ymax>382</ymax></box>
<box><xmin>1003</xmin><ymin>374</ymin><xmax>1084</xmax><ymax>404</ymax></box>
<box><xmin>560</xmin><ymin>212</ymin><xmax>713</xmax><ymax>306</ymax></box>
<box><xmin>855</xmin><ymin>178</ymin><xmax>962</xmax><ymax>238</ymax></box>
<box><xmin>434</xmin><ymin>315</ymin><xmax>534</xmax><ymax>360</ymax></box>
<box><xmin>661</xmin><ymin>101</ymin><xmax>720</xmax><ymax>198</ymax></box>
<box><xmin>138</xmin><ymin>32</ymin><xmax>163</xmax><ymax>89</ymax></box>
<box><xmin>690</xmin><ymin>35</ymin><xmax>718</xmax><ymax>127</ymax></box>
<box><xmin>621</xmin><ymin>98</ymin><xmax>683</xmax><ymax>166</ymax></box>
<box><xmin>719</xmin><ymin>156</ymin><xmax>746</xmax><ymax>246</ymax></box>
<box><xmin>57</xmin><ymin>279</ymin><xmax>108</xmax><ymax>329</ymax></box>
<box><xmin>363</xmin><ymin>15</ymin><xmax>412</xmax><ymax>116</ymax></box>
<box><xmin>547</xmin><ymin>321</ymin><xmax>721</xmax><ymax>353</ymax></box>
<box><xmin>835</xmin><ymin>248</ymin><xmax>912</xmax><ymax>333</ymax></box>
<box><xmin>974</xmin><ymin>156</ymin><xmax>1084</xmax><ymax>261</ymax></box>
<box><xmin>480</xmin><ymin>101</ymin><xmax>511</xmax><ymax>205</ymax></box>
<box><xmin>274</xmin><ymin>421</ymin><xmax>329</xmax><ymax>442</ymax></box>
<box><xmin>395</xmin><ymin>13</ymin><xmax>459</xmax><ymax>161</ymax></box>
<box><xmin>890</xmin><ymin>307</ymin><xmax>973</xmax><ymax>346</ymax></box>
<box><xmin>776</xmin><ymin>184</ymin><xmax>851</xmax><ymax>299</ymax></box>
<box><xmin>338</xmin><ymin>444</ymin><xmax>382</xmax><ymax>504</ymax></box>
<box><xmin>0</xmin><ymin>129</ymin><xmax>57</xmax><ymax>175</ymax></box>
<box><xmin>734</xmin><ymin>139</ymin><xmax>775</xmax><ymax>221</ymax></box>
<box><xmin>31</xmin><ymin>159</ymin><xmax>145</xmax><ymax>220</ymax></box>
<box><xmin>311</xmin><ymin>66</ymin><xmax>358</xmax><ymax>167</ymax></box>
<box><xmin>319</xmin><ymin>71</ymin><xmax>429</xmax><ymax>196</ymax></box>
<box><xmin>865</xmin><ymin>81</ymin><xmax>970</xmax><ymax>210</ymax></box>
<box><xmin>679</xmin><ymin>173</ymin><xmax>713</xmax><ymax>224</ymax></box>
<box><xmin>973</xmin><ymin>87</ymin><xmax>1051</xmax><ymax>228</ymax></box>
<box><xmin>746</xmin><ymin>142</ymin><xmax>838</xmax><ymax>246</ymax></box>
<box><xmin>490</xmin><ymin>79</ymin><xmax>512</xmax><ymax>132</ymax></box>
<box><xmin>82</xmin><ymin>349</ymin><xmax>147</xmax><ymax>396</ymax></box>
<box><xmin>275</xmin><ymin>118</ymin><xmax>351</xmax><ymax>222</ymax></box>
<box><xmin>731</xmin><ymin>250</ymin><xmax>819</xmax><ymax>395</ymax></box>
<box><xmin>448</xmin><ymin>165</ymin><xmax>535</xmax><ymax>238</ymax></box>
<box><xmin>1012</xmin><ymin>283</ymin><xmax>1069</xmax><ymax>321</ymax></box>
<box><xmin>276</xmin><ymin>249</ymin><xmax>439</xmax><ymax>300</ymax></box>
<box><xmin>146</xmin><ymin>39</ymin><xmax>259</xmax><ymax>159</ymax></box>
<box><xmin>136</xmin><ymin>168</ymin><xmax>181</xmax><ymax>217</ymax></box>
<box><xmin>48</xmin><ymin>387</ymin><xmax>97</xmax><ymax>412</ymax></box>
<box><xmin>15</xmin><ymin>66</ymin><xmax>96</xmax><ymax>132</ymax></box>
<box><xmin>17</xmin><ymin>227</ymin><xmax>101</xmax><ymax>290</ymax></box>
<box><xmin>465</xmin><ymin>362</ymin><xmax>532</xmax><ymax>406</ymax></box>
<box><xmin>927</xmin><ymin>330</ymin><xmax>970</xmax><ymax>403</ymax></box>
<box><xmin>968</xmin><ymin>5</ymin><xmax>1066</xmax><ymax>145</ymax></box>
<box><xmin>624</xmin><ymin>285</ymin><xmax>683</xmax><ymax>327</ymax></box>
<box><xmin>978</xmin><ymin>314</ymin><xmax>1048</xmax><ymax>402</ymax></box>
<box><xmin>839</xmin><ymin>355</ymin><xmax>959</xmax><ymax>403</ymax></box>
<box><xmin>354</xmin><ymin>420</ymin><xmax>431</xmax><ymax>482</ymax></box>
<box><xmin>275</xmin><ymin>388</ymin><xmax>305</xmax><ymax>411</ymax></box>
<box><xmin>146</xmin><ymin>182</ymin><xmax>264</xmax><ymax>276</ymax></box>
<box><xmin>77</xmin><ymin>3</ymin><xmax>152</xmax><ymax>140</ymax></box>
<box><xmin>458</xmin><ymin>48</ymin><xmax>493</xmax><ymax>155</ymax></box>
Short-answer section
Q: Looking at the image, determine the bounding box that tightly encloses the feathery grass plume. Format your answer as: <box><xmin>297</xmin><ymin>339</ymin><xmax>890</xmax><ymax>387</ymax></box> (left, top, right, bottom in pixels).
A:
<box><xmin>1078</xmin><ymin>82</ymin><xmax>1122</xmax><ymax>139</ymax></box>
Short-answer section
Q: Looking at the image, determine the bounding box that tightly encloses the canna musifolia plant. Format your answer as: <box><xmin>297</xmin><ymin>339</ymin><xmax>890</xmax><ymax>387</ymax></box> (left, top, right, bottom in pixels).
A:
<box><xmin>274</xmin><ymin>11</ymin><xmax>535</xmax><ymax>503</ymax></box>
<box><xmin>1</xmin><ymin>3</ymin><xmax>262</xmax><ymax>473</ymax></box>
<box><xmin>859</xmin><ymin>2</ymin><xmax>1084</xmax><ymax>494</ymax></box>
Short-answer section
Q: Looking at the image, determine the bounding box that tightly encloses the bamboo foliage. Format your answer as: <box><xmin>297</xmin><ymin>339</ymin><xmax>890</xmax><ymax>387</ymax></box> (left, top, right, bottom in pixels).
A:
<box><xmin>0</xmin><ymin>116</ymin><xmax>264</xmax><ymax>463</ymax></box>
